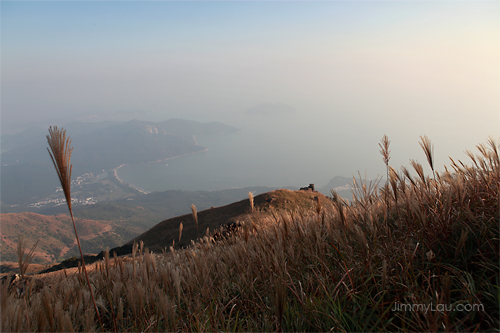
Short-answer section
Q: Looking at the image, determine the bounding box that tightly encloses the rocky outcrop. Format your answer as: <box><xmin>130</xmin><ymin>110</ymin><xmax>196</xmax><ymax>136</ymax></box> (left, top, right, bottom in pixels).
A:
<box><xmin>299</xmin><ymin>184</ymin><xmax>315</xmax><ymax>191</ymax></box>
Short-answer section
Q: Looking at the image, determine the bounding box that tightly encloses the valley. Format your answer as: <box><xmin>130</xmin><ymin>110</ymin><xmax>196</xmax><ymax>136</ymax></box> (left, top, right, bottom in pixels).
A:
<box><xmin>0</xmin><ymin>118</ymin><xmax>353</xmax><ymax>275</ymax></box>
<box><xmin>0</xmin><ymin>185</ymin><xmax>290</xmax><ymax>270</ymax></box>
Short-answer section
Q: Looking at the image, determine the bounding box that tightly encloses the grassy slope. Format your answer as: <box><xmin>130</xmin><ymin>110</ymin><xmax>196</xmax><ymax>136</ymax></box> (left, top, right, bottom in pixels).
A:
<box><xmin>67</xmin><ymin>186</ymin><xmax>278</xmax><ymax>231</ymax></box>
<box><xmin>0</xmin><ymin>212</ymin><xmax>139</xmax><ymax>264</ymax></box>
<box><xmin>25</xmin><ymin>189</ymin><xmax>326</xmax><ymax>274</ymax></box>
<box><xmin>1</xmin><ymin>138</ymin><xmax>498</xmax><ymax>332</ymax></box>
<box><xmin>129</xmin><ymin>189</ymin><xmax>331</xmax><ymax>252</ymax></box>
<box><xmin>1</xmin><ymin>186</ymin><xmax>279</xmax><ymax>269</ymax></box>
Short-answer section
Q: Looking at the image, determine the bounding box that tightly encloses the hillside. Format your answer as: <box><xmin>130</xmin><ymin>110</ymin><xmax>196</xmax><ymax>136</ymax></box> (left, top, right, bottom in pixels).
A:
<box><xmin>0</xmin><ymin>212</ymin><xmax>139</xmax><ymax>264</ymax></box>
<box><xmin>1</xmin><ymin>138</ymin><xmax>498</xmax><ymax>332</ymax></box>
<box><xmin>0</xmin><ymin>186</ymin><xmax>281</xmax><ymax>270</ymax></box>
<box><xmin>129</xmin><ymin>188</ymin><xmax>332</xmax><ymax>252</ymax></box>
<box><xmin>38</xmin><ymin>186</ymin><xmax>279</xmax><ymax>231</ymax></box>
<box><xmin>28</xmin><ymin>188</ymin><xmax>331</xmax><ymax>273</ymax></box>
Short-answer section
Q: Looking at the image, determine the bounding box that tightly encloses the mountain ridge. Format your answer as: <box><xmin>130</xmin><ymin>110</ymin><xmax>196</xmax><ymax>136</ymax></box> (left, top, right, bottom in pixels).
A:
<box><xmin>19</xmin><ymin>188</ymin><xmax>333</xmax><ymax>274</ymax></box>
<box><xmin>129</xmin><ymin>188</ymin><xmax>332</xmax><ymax>253</ymax></box>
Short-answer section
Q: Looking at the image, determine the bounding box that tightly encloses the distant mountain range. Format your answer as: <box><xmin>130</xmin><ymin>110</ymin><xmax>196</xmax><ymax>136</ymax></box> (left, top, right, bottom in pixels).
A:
<box><xmin>1</xmin><ymin>119</ymin><xmax>239</xmax><ymax>206</ymax></box>
<box><xmin>1</xmin><ymin>119</ymin><xmax>239</xmax><ymax>172</ymax></box>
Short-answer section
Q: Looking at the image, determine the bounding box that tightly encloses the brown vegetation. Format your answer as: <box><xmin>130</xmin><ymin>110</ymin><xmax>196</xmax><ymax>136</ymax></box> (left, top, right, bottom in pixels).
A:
<box><xmin>1</xmin><ymin>136</ymin><xmax>498</xmax><ymax>332</ymax></box>
<box><xmin>129</xmin><ymin>189</ymin><xmax>331</xmax><ymax>252</ymax></box>
<box><xmin>0</xmin><ymin>212</ymin><xmax>137</xmax><ymax>265</ymax></box>
<box><xmin>46</xmin><ymin>126</ymin><xmax>103</xmax><ymax>329</ymax></box>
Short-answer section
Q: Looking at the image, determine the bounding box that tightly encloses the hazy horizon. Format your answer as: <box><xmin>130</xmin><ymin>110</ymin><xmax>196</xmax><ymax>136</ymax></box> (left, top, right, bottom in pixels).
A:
<box><xmin>2</xmin><ymin>1</ymin><xmax>499</xmax><ymax>185</ymax></box>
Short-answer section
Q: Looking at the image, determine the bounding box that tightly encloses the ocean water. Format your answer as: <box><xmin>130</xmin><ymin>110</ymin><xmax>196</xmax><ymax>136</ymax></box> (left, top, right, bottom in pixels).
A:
<box><xmin>115</xmin><ymin>113</ymin><xmax>386</xmax><ymax>193</ymax></box>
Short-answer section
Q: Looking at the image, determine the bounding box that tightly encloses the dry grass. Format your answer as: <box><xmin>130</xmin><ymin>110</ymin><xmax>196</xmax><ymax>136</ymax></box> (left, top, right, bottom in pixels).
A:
<box><xmin>46</xmin><ymin>126</ymin><xmax>103</xmax><ymax>329</ymax></box>
<box><xmin>191</xmin><ymin>204</ymin><xmax>199</xmax><ymax>238</ymax></box>
<box><xmin>248</xmin><ymin>191</ymin><xmax>255</xmax><ymax>212</ymax></box>
<box><xmin>1</xmin><ymin>136</ymin><xmax>498</xmax><ymax>332</ymax></box>
<box><xmin>17</xmin><ymin>235</ymin><xmax>39</xmax><ymax>279</ymax></box>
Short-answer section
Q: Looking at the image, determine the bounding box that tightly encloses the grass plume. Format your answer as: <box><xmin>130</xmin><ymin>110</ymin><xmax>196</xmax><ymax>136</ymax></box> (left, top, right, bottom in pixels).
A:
<box><xmin>379</xmin><ymin>134</ymin><xmax>391</xmax><ymax>167</ymax></box>
<box><xmin>248</xmin><ymin>191</ymin><xmax>255</xmax><ymax>212</ymax></box>
<box><xmin>379</xmin><ymin>134</ymin><xmax>391</xmax><ymax>218</ymax></box>
<box><xmin>191</xmin><ymin>204</ymin><xmax>199</xmax><ymax>238</ymax></box>
<box><xmin>419</xmin><ymin>135</ymin><xmax>435</xmax><ymax>180</ymax></box>
<box><xmin>46</xmin><ymin>126</ymin><xmax>102</xmax><ymax>330</ymax></box>
<box><xmin>179</xmin><ymin>222</ymin><xmax>183</xmax><ymax>243</ymax></box>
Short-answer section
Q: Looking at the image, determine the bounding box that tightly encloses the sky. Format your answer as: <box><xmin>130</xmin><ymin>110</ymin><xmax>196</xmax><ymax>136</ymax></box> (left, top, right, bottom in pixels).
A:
<box><xmin>1</xmin><ymin>1</ymin><xmax>499</xmax><ymax>180</ymax></box>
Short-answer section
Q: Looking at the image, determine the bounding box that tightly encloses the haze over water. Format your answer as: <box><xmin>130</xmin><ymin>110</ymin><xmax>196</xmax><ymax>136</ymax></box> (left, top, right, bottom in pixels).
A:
<box><xmin>115</xmin><ymin>104</ymin><xmax>485</xmax><ymax>194</ymax></box>
<box><xmin>2</xmin><ymin>1</ymin><xmax>498</xmax><ymax>191</ymax></box>
<box><xmin>116</xmin><ymin>112</ymin><xmax>356</xmax><ymax>193</ymax></box>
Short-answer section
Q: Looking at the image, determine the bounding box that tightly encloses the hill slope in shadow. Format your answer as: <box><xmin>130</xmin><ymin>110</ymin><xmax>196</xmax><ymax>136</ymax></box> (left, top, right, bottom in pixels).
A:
<box><xmin>129</xmin><ymin>189</ymin><xmax>332</xmax><ymax>253</ymax></box>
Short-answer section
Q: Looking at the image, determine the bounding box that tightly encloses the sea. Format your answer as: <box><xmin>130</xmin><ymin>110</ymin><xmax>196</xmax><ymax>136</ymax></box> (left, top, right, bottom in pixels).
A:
<box><xmin>115</xmin><ymin>112</ymin><xmax>385</xmax><ymax>193</ymax></box>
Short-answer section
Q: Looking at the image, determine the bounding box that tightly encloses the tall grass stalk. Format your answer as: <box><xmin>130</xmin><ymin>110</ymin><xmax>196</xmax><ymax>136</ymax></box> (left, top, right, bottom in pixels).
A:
<box><xmin>17</xmin><ymin>235</ymin><xmax>38</xmax><ymax>333</ymax></box>
<box><xmin>419</xmin><ymin>135</ymin><xmax>435</xmax><ymax>180</ymax></box>
<box><xmin>379</xmin><ymin>134</ymin><xmax>391</xmax><ymax>219</ymax></box>
<box><xmin>46</xmin><ymin>126</ymin><xmax>103</xmax><ymax>330</ymax></box>
<box><xmin>17</xmin><ymin>235</ymin><xmax>39</xmax><ymax>279</ymax></box>
<box><xmin>191</xmin><ymin>204</ymin><xmax>199</xmax><ymax>238</ymax></box>
<box><xmin>248</xmin><ymin>191</ymin><xmax>255</xmax><ymax>212</ymax></box>
<box><xmin>179</xmin><ymin>222</ymin><xmax>184</xmax><ymax>243</ymax></box>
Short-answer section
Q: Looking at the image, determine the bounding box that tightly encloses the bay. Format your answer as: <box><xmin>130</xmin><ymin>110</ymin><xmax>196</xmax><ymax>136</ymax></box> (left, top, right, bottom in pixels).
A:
<box><xmin>115</xmin><ymin>112</ymin><xmax>387</xmax><ymax>193</ymax></box>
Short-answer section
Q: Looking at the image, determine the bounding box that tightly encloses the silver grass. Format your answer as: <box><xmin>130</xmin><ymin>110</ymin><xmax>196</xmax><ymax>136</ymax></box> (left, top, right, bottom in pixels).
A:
<box><xmin>379</xmin><ymin>135</ymin><xmax>391</xmax><ymax>218</ymax></box>
<box><xmin>17</xmin><ymin>235</ymin><xmax>39</xmax><ymax>279</ymax></box>
<box><xmin>419</xmin><ymin>135</ymin><xmax>435</xmax><ymax>180</ymax></box>
<box><xmin>46</xmin><ymin>126</ymin><xmax>102</xmax><ymax>330</ymax></box>
<box><xmin>191</xmin><ymin>203</ymin><xmax>199</xmax><ymax>238</ymax></box>
<box><xmin>248</xmin><ymin>192</ymin><xmax>255</xmax><ymax>212</ymax></box>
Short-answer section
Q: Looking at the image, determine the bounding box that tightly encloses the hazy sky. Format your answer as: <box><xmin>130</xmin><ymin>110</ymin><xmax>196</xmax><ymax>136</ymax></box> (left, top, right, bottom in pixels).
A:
<box><xmin>1</xmin><ymin>1</ymin><xmax>499</xmax><ymax>178</ymax></box>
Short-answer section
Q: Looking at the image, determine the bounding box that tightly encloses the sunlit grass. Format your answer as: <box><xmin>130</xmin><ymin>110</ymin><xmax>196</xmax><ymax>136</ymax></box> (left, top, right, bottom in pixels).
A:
<box><xmin>1</xmin><ymin>136</ymin><xmax>498</xmax><ymax>332</ymax></box>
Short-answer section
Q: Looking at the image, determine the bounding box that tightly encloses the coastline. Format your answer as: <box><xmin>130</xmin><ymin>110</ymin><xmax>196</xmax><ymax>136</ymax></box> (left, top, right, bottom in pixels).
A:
<box><xmin>111</xmin><ymin>148</ymin><xmax>209</xmax><ymax>194</ymax></box>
